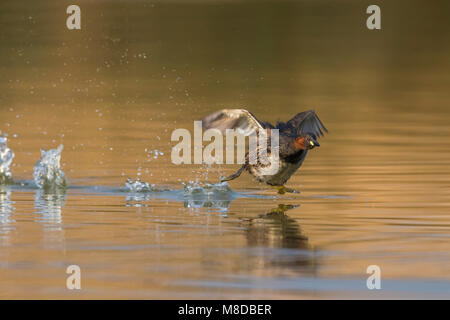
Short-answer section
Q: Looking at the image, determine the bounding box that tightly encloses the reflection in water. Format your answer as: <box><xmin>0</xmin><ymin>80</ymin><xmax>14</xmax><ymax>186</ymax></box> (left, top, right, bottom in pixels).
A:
<box><xmin>241</xmin><ymin>204</ymin><xmax>317</xmax><ymax>275</ymax></box>
<box><xmin>34</xmin><ymin>189</ymin><xmax>66</xmax><ymax>249</ymax></box>
<box><xmin>245</xmin><ymin>205</ymin><xmax>308</xmax><ymax>248</ymax></box>
<box><xmin>34</xmin><ymin>189</ymin><xmax>66</xmax><ymax>230</ymax></box>
<box><xmin>183</xmin><ymin>195</ymin><xmax>231</xmax><ymax>212</ymax></box>
<box><xmin>0</xmin><ymin>187</ymin><xmax>15</xmax><ymax>239</ymax></box>
<box><xmin>126</xmin><ymin>193</ymin><xmax>151</xmax><ymax>207</ymax></box>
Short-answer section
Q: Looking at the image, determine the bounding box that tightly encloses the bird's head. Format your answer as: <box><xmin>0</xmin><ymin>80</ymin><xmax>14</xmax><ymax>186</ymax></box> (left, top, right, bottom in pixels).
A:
<box><xmin>294</xmin><ymin>133</ymin><xmax>320</xmax><ymax>150</ymax></box>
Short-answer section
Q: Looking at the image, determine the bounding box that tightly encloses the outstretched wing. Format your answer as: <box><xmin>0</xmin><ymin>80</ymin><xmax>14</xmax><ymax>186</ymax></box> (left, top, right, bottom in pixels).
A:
<box><xmin>201</xmin><ymin>109</ymin><xmax>266</xmax><ymax>136</ymax></box>
<box><xmin>277</xmin><ymin>110</ymin><xmax>328</xmax><ymax>137</ymax></box>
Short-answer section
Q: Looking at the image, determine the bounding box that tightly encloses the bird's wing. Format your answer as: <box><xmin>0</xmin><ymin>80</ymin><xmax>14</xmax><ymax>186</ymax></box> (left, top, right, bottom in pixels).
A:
<box><xmin>201</xmin><ymin>109</ymin><xmax>265</xmax><ymax>136</ymax></box>
<box><xmin>282</xmin><ymin>109</ymin><xmax>328</xmax><ymax>137</ymax></box>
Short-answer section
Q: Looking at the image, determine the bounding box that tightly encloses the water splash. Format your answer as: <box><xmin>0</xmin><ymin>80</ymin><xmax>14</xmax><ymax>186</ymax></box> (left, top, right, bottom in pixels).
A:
<box><xmin>183</xmin><ymin>181</ymin><xmax>233</xmax><ymax>196</ymax></box>
<box><xmin>123</xmin><ymin>178</ymin><xmax>237</xmax><ymax>211</ymax></box>
<box><xmin>125</xmin><ymin>178</ymin><xmax>155</xmax><ymax>192</ymax></box>
<box><xmin>0</xmin><ymin>134</ymin><xmax>14</xmax><ymax>184</ymax></box>
<box><xmin>182</xmin><ymin>181</ymin><xmax>235</xmax><ymax>211</ymax></box>
<box><xmin>125</xmin><ymin>178</ymin><xmax>165</xmax><ymax>207</ymax></box>
<box><xmin>33</xmin><ymin>145</ymin><xmax>66</xmax><ymax>190</ymax></box>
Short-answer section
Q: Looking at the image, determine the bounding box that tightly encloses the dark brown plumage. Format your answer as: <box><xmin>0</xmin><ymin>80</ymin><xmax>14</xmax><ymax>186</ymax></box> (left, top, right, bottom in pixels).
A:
<box><xmin>202</xmin><ymin>109</ymin><xmax>328</xmax><ymax>193</ymax></box>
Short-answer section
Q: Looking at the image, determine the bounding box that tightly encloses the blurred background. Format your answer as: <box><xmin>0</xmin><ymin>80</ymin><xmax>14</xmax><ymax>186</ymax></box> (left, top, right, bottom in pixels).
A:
<box><xmin>0</xmin><ymin>0</ymin><xmax>448</xmax><ymax>184</ymax></box>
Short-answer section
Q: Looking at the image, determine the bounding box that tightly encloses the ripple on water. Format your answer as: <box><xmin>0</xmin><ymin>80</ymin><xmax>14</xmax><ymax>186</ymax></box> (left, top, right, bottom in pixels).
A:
<box><xmin>122</xmin><ymin>178</ymin><xmax>267</xmax><ymax>212</ymax></box>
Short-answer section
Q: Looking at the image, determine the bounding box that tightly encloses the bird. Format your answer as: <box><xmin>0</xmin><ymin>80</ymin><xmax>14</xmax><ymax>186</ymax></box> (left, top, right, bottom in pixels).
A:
<box><xmin>201</xmin><ymin>109</ymin><xmax>327</xmax><ymax>194</ymax></box>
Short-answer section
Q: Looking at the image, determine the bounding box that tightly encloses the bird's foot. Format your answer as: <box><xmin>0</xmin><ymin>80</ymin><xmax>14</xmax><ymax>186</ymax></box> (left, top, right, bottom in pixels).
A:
<box><xmin>271</xmin><ymin>185</ymin><xmax>300</xmax><ymax>194</ymax></box>
<box><xmin>220</xmin><ymin>165</ymin><xmax>245</xmax><ymax>183</ymax></box>
<box><xmin>269</xmin><ymin>204</ymin><xmax>299</xmax><ymax>214</ymax></box>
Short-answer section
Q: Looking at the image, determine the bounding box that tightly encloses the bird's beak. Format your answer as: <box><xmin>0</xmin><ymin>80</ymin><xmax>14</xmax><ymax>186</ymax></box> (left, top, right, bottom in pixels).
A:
<box><xmin>310</xmin><ymin>139</ymin><xmax>320</xmax><ymax>147</ymax></box>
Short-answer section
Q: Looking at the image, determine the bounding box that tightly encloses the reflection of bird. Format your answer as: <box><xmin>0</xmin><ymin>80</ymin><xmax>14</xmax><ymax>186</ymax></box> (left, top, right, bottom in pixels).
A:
<box><xmin>241</xmin><ymin>204</ymin><xmax>317</xmax><ymax>274</ymax></box>
<box><xmin>202</xmin><ymin>109</ymin><xmax>327</xmax><ymax>193</ymax></box>
<box><xmin>244</xmin><ymin>204</ymin><xmax>308</xmax><ymax>249</ymax></box>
